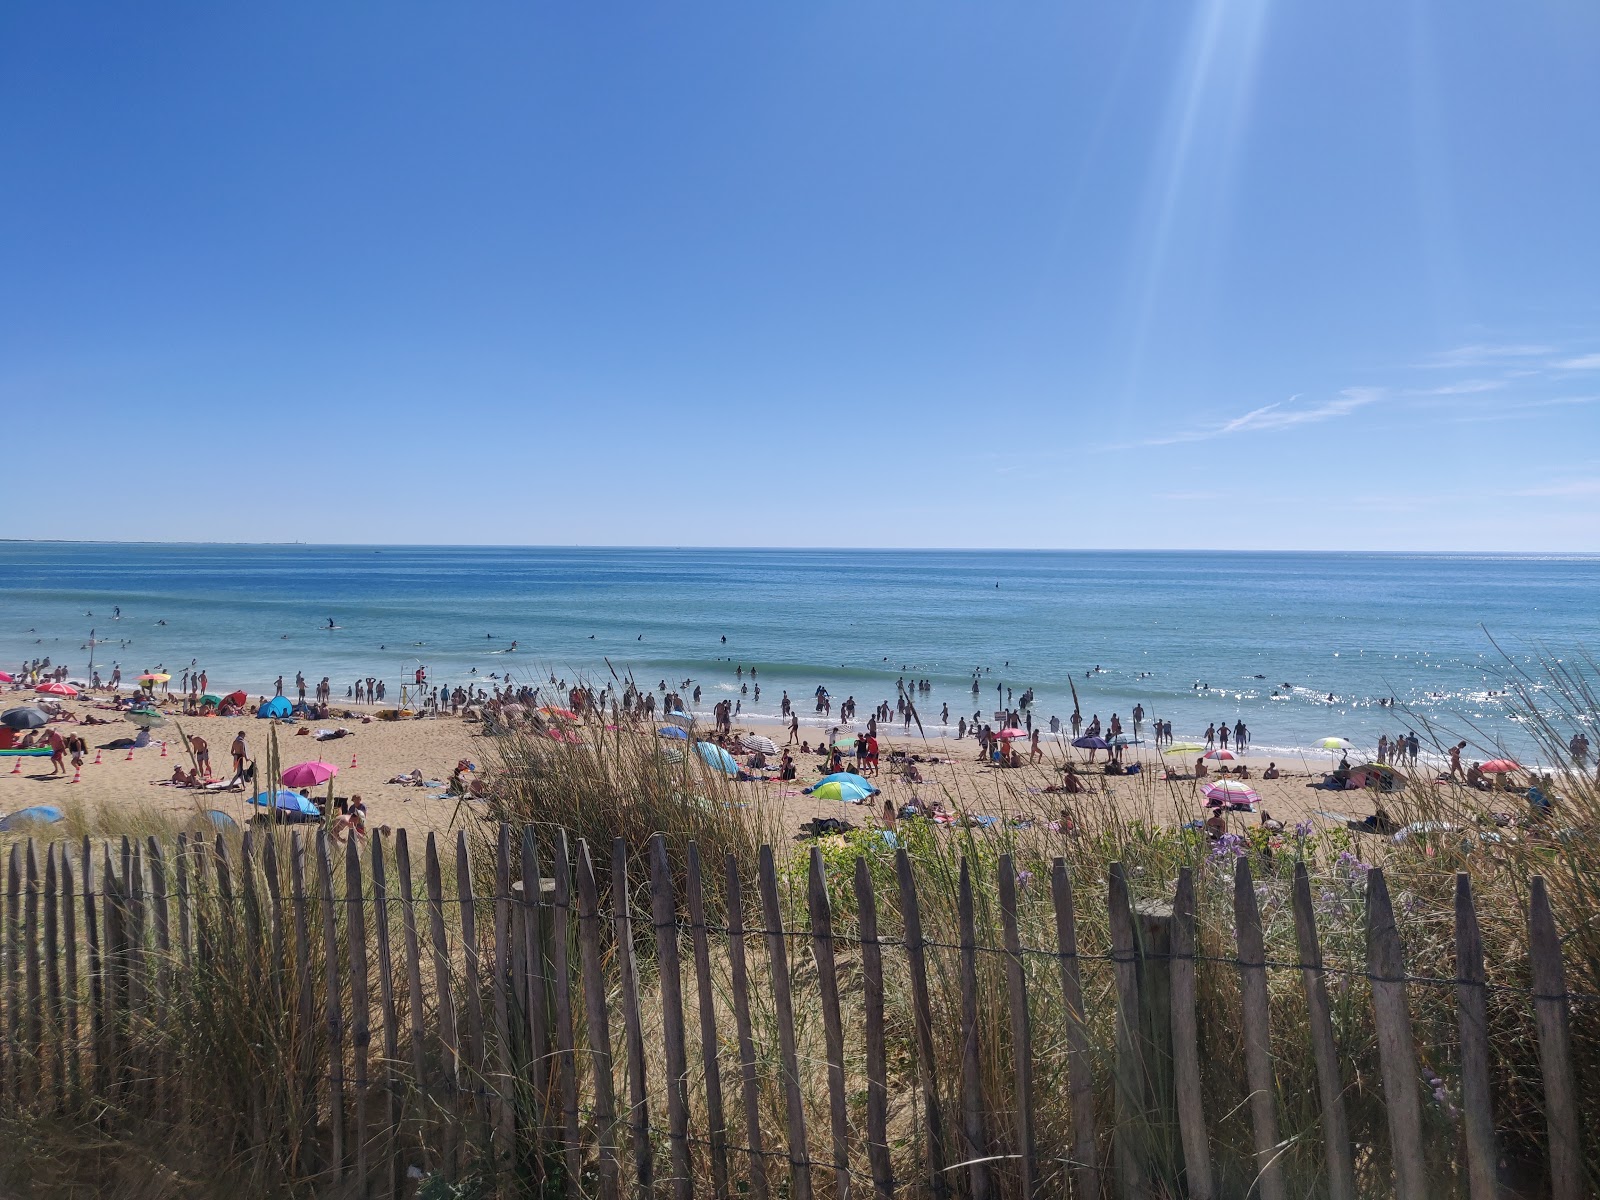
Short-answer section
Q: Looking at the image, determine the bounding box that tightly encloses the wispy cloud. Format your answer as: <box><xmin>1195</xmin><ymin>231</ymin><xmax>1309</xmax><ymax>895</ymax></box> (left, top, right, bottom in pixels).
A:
<box><xmin>1419</xmin><ymin>379</ymin><xmax>1505</xmax><ymax>395</ymax></box>
<box><xmin>1554</xmin><ymin>353</ymin><xmax>1600</xmax><ymax>370</ymax></box>
<box><xmin>1513</xmin><ymin>478</ymin><xmax>1600</xmax><ymax>498</ymax></box>
<box><xmin>1419</xmin><ymin>343</ymin><xmax>1553</xmax><ymax>369</ymax></box>
<box><xmin>1142</xmin><ymin>387</ymin><xmax>1382</xmax><ymax>446</ymax></box>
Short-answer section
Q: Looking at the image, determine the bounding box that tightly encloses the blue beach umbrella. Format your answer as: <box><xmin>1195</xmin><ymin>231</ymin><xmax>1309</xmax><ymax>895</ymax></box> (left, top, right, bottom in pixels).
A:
<box><xmin>1072</xmin><ymin>736</ymin><xmax>1109</xmax><ymax>750</ymax></box>
<box><xmin>205</xmin><ymin>810</ymin><xmax>240</xmax><ymax>830</ymax></box>
<box><xmin>250</xmin><ymin>790</ymin><xmax>320</xmax><ymax>817</ymax></box>
<box><xmin>810</xmin><ymin>772</ymin><xmax>879</xmax><ymax>795</ymax></box>
<box><xmin>695</xmin><ymin>741</ymin><xmax>740</xmax><ymax>776</ymax></box>
<box><xmin>657</xmin><ymin>725</ymin><xmax>689</xmax><ymax>740</ymax></box>
<box><xmin>1108</xmin><ymin>734</ymin><xmax>1143</xmax><ymax>748</ymax></box>
<box><xmin>807</xmin><ymin>780</ymin><xmax>875</xmax><ymax>803</ymax></box>
<box><xmin>257</xmin><ymin>696</ymin><xmax>293</xmax><ymax>719</ymax></box>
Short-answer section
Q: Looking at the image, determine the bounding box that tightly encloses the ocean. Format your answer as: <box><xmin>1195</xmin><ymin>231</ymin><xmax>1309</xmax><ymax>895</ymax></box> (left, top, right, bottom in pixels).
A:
<box><xmin>3</xmin><ymin>543</ymin><xmax>1595</xmax><ymax>763</ymax></box>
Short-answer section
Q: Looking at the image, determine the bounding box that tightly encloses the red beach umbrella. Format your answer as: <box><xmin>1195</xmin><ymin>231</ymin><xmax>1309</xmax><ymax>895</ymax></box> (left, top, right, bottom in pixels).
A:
<box><xmin>35</xmin><ymin>682</ymin><xmax>78</xmax><ymax>697</ymax></box>
<box><xmin>1480</xmin><ymin>759</ymin><xmax>1520</xmax><ymax>774</ymax></box>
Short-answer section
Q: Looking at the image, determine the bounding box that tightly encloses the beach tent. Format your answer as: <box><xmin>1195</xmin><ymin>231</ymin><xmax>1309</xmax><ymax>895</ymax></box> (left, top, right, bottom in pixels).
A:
<box><xmin>257</xmin><ymin>696</ymin><xmax>293</xmax><ymax>719</ymax></box>
<box><xmin>696</xmin><ymin>741</ymin><xmax>740</xmax><ymax>776</ymax></box>
<box><xmin>0</xmin><ymin>806</ymin><xmax>64</xmax><ymax>831</ymax></box>
<box><xmin>205</xmin><ymin>810</ymin><xmax>240</xmax><ymax>830</ymax></box>
<box><xmin>224</xmin><ymin>691</ymin><xmax>249</xmax><ymax>707</ymax></box>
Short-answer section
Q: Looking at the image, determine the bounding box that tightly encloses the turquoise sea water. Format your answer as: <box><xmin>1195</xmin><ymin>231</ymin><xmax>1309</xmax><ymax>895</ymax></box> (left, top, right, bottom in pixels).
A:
<box><xmin>2</xmin><ymin>543</ymin><xmax>1595</xmax><ymax>762</ymax></box>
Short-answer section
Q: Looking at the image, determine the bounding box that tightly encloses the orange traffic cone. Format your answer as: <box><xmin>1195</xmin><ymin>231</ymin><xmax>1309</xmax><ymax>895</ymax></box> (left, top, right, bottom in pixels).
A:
<box><xmin>126</xmin><ymin>747</ymin><xmax>135</xmax><ymax>761</ymax></box>
<box><xmin>350</xmin><ymin>753</ymin><xmax>358</xmax><ymax>769</ymax></box>
<box><xmin>93</xmin><ymin>749</ymin><xmax>102</xmax><ymax>765</ymax></box>
<box><xmin>71</xmin><ymin>767</ymin><xmax>81</xmax><ymax>784</ymax></box>
<box><xmin>9</xmin><ymin>759</ymin><xmax>19</xmax><ymax>775</ymax></box>
<box><xmin>160</xmin><ymin>741</ymin><xmax>168</xmax><ymax>758</ymax></box>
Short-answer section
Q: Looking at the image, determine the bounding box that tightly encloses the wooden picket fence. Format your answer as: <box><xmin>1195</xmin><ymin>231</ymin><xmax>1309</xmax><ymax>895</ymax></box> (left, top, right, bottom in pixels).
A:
<box><xmin>0</xmin><ymin>821</ymin><xmax>1589</xmax><ymax>1199</ymax></box>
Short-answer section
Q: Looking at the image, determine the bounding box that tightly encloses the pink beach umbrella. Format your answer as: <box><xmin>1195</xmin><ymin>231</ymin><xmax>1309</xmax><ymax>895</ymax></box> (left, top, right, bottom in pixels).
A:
<box><xmin>1202</xmin><ymin>779</ymin><xmax>1261</xmax><ymax>809</ymax></box>
<box><xmin>281</xmin><ymin>760</ymin><xmax>338</xmax><ymax>788</ymax></box>
<box><xmin>0</xmin><ymin>672</ymin><xmax>14</xmax><ymax>683</ymax></box>
<box><xmin>996</xmin><ymin>728</ymin><xmax>1029</xmax><ymax>740</ymax></box>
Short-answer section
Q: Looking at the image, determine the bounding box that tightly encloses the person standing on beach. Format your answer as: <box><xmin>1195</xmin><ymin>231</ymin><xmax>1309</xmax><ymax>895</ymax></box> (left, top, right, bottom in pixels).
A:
<box><xmin>274</xmin><ymin>676</ymin><xmax>284</xmax><ymax>697</ymax></box>
<box><xmin>191</xmin><ymin>735</ymin><xmax>211</xmax><ymax>779</ymax></box>
<box><xmin>230</xmin><ymin>730</ymin><xmax>250</xmax><ymax>786</ymax></box>
<box><xmin>1205</xmin><ymin>723</ymin><xmax>1216</xmax><ymax>749</ymax></box>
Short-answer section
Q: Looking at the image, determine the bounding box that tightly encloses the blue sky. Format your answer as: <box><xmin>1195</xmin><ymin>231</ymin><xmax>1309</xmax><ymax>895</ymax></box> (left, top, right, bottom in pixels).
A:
<box><xmin>4</xmin><ymin>2</ymin><xmax>1599</xmax><ymax>550</ymax></box>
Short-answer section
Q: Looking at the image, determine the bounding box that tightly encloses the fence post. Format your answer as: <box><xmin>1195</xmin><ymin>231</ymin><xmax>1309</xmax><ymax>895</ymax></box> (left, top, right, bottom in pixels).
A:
<box><xmin>807</xmin><ymin>845</ymin><xmax>851</xmax><ymax>1200</ymax></box>
<box><xmin>1290</xmin><ymin>863</ymin><xmax>1356</xmax><ymax>1200</ymax></box>
<box><xmin>575</xmin><ymin>839</ymin><xmax>621</xmax><ymax>1200</ymax></box>
<box><xmin>394</xmin><ymin>831</ymin><xmax>430</xmax><ymax>1179</ymax></box>
<box><xmin>1365</xmin><ymin>868</ymin><xmax>1427</xmax><ymax>1200</ymax></box>
<box><xmin>650</xmin><ymin>835</ymin><xmax>695</xmax><ymax>1200</ymax></box>
<box><xmin>687</xmin><ymin>843</ymin><xmax>731</xmax><ymax>1200</ymax></box>
<box><xmin>998</xmin><ymin>854</ymin><xmax>1039</xmax><ymax>1200</ymax></box>
<box><xmin>25</xmin><ymin>841</ymin><xmax>43</xmax><ymax>1100</ymax></box>
<box><xmin>853</xmin><ymin>856</ymin><xmax>894</xmax><ymax>1199</ymax></box>
<box><xmin>896</xmin><ymin>847</ymin><xmax>951</xmax><ymax>1200</ymax></box>
<box><xmin>517</xmin><ymin>826</ymin><xmax>553</xmax><ymax>1146</ymax></box>
<box><xmin>1233</xmin><ymin>858</ymin><xmax>1285</xmax><ymax>1200</ymax></box>
<box><xmin>1528</xmin><ymin>876</ymin><xmax>1581</xmax><ymax>1200</ymax></box>
<box><xmin>7</xmin><ymin>844</ymin><xmax>23</xmax><ymax>1108</ymax></box>
<box><xmin>1168</xmin><ymin>868</ymin><xmax>1212</xmax><ymax>1200</ymax></box>
<box><xmin>61</xmin><ymin>843</ymin><xmax>82</xmax><ymax>1101</ymax></box>
<box><xmin>1051</xmin><ymin>859</ymin><xmax>1101</xmax><ymax>1200</ymax></box>
<box><xmin>724</xmin><ymin>855</ymin><xmax>772</xmax><ymax>1200</ymax></box>
<box><xmin>1453</xmin><ymin>873</ymin><xmax>1496</xmax><ymax>1200</ymax></box>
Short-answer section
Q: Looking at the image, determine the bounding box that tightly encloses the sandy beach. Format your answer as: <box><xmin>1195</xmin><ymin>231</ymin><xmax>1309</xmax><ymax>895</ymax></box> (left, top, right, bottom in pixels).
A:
<box><xmin>1</xmin><ymin>688</ymin><xmax>1401</xmax><ymax>842</ymax></box>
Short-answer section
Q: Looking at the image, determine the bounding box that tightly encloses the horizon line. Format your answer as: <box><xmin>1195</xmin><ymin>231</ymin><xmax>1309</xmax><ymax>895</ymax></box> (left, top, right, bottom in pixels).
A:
<box><xmin>3</xmin><ymin>538</ymin><xmax>1597</xmax><ymax>557</ymax></box>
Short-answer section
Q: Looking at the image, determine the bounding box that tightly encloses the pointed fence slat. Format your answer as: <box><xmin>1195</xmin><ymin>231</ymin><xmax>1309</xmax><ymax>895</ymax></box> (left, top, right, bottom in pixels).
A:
<box><xmin>1168</xmin><ymin>868</ymin><xmax>1212</xmax><ymax>1200</ymax></box>
<box><xmin>759</xmin><ymin>843</ymin><xmax>814</xmax><ymax>1200</ymax></box>
<box><xmin>998</xmin><ymin>855</ymin><xmax>1039</xmax><ymax>1200</ymax></box>
<box><xmin>424</xmin><ymin>833</ymin><xmax>463</xmax><ymax>1171</ymax></box>
<box><xmin>1233</xmin><ymin>858</ymin><xmax>1285</xmax><ymax>1200</ymax></box>
<box><xmin>518</xmin><ymin>826</ymin><xmax>553</xmax><ymax>1141</ymax></box>
<box><xmin>1453</xmin><ymin>873</ymin><xmax>1496</xmax><ymax>1200</ymax></box>
<box><xmin>1528</xmin><ymin>876</ymin><xmax>1582</xmax><ymax>1200</ymax></box>
<box><xmin>347</xmin><ymin>837</ymin><xmax>373</xmax><ymax>1191</ymax></box>
<box><xmin>44</xmin><ymin>845</ymin><xmax>64</xmax><ymax>1107</ymax></box>
<box><xmin>957</xmin><ymin>857</ymin><xmax>992</xmax><ymax>1200</ymax></box>
<box><xmin>60</xmin><ymin>846</ymin><xmax>81</xmax><ymax>1101</ymax></box>
<box><xmin>806</xmin><ymin>845</ymin><xmax>851</xmax><ymax>1200</ymax></box>
<box><xmin>575</xmin><ymin>839</ymin><xmax>621</xmax><ymax>1200</ymax></box>
<box><xmin>1290</xmin><ymin>862</ymin><xmax>1355</xmax><ymax>1200</ymax></box>
<box><xmin>370</xmin><ymin>832</ymin><xmax>404</xmax><ymax>1200</ymax></box>
<box><xmin>6</xmin><ymin>845</ymin><xmax>22</xmax><ymax>1106</ymax></box>
<box><xmin>492</xmin><ymin>825</ymin><xmax>516</xmax><ymax>1161</ymax></box>
<box><xmin>318</xmin><ymin>831</ymin><xmax>347</xmax><ymax>1179</ymax></box>
<box><xmin>1365</xmin><ymin>868</ymin><xmax>1427</xmax><ymax>1200</ymax></box>
<box><xmin>687</xmin><ymin>844</ymin><xmax>731</xmax><ymax>1200</ymax></box>
<box><xmin>724</xmin><ymin>856</ymin><xmax>772</xmax><ymax>1200</ymax></box>
<box><xmin>454</xmin><ymin>830</ymin><xmax>489</xmax><ymax>1144</ymax></box>
<box><xmin>1106</xmin><ymin>862</ymin><xmax>1147</xmax><ymax>1199</ymax></box>
<box><xmin>394</xmin><ymin>831</ymin><xmax>431</xmax><ymax>1178</ymax></box>
<box><xmin>1051</xmin><ymin>859</ymin><xmax>1101</xmax><ymax>1200</ymax></box>
<box><xmin>853</xmin><ymin>856</ymin><xmax>894</xmax><ymax>1199</ymax></box>
<box><xmin>611</xmin><ymin>837</ymin><xmax>653</xmax><ymax>1197</ymax></box>
<box><xmin>649</xmin><ymin>835</ymin><xmax>695</xmax><ymax>1200</ymax></box>
<box><xmin>549</xmin><ymin>830</ymin><xmax>583</xmax><ymax>1198</ymax></box>
<box><xmin>290</xmin><ymin>832</ymin><xmax>318</xmax><ymax>1177</ymax></box>
<box><xmin>896</xmin><ymin>847</ymin><xmax>951</xmax><ymax>1200</ymax></box>
<box><xmin>83</xmin><ymin>838</ymin><xmax>106</xmax><ymax>1102</ymax></box>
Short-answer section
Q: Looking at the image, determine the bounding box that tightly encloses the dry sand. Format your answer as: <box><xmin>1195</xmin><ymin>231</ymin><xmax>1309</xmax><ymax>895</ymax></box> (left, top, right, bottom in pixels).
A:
<box><xmin>2</xmin><ymin>690</ymin><xmax>1402</xmax><ymax>841</ymax></box>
